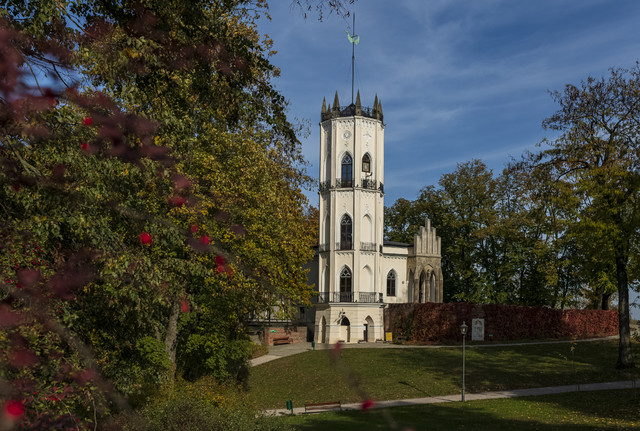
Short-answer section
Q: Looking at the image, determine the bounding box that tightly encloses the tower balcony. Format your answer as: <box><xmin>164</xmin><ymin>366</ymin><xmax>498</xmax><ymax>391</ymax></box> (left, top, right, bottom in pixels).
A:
<box><xmin>312</xmin><ymin>292</ymin><xmax>383</xmax><ymax>304</ymax></box>
<box><xmin>318</xmin><ymin>178</ymin><xmax>384</xmax><ymax>193</ymax></box>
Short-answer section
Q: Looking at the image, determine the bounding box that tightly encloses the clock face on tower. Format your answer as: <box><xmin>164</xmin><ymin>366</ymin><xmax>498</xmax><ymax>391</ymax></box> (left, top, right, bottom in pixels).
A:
<box><xmin>342</xmin><ymin>130</ymin><xmax>352</xmax><ymax>140</ymax></box>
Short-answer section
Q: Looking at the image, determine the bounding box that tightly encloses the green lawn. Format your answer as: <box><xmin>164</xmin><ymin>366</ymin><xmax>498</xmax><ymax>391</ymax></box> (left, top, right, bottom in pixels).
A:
<box><xmin>248</xmin><ymin>340</ymin><xmax>639</xmax><ymax>410</ymax></box>
<box><xmin>276</xmin><ymin>389</ymin><xmax>640</xmax><ymax>430</ymax></box>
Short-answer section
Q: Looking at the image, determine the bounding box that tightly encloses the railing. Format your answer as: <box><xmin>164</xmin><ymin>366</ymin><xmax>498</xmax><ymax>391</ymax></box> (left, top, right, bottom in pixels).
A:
<box><xmin>359</xmin><ymin>292</ymin><xmax>383</xmax><ymax>303</ymax></box>
<box><xmin>336</xmin><ymin>241</ymin><xmax>352</xmax><ymax>251</ymax></box>
<box><xmin>361</xmin><ymin>178</ymin><xmax>377</xmax><ymax>190</ymax></box>
<box><xmin>310</xmin><ymin>291</ymin><xmax>383</xmax><ymax>303</ymax></box>
<box><xmin>336</xmin><ymin>178</ymin><xmax>353</xmax><ymax>188</ymax></box>
<box><xmin>311</xmin><ymin>293</ymin><xmax>330</xmax><ymax>304</ymax></box>
<box><xmin>360</xmin><ymin>242</ymin><xmax>376</xmax><ymax>251</ymax></box>
<box><xmin>319</xmin><ymin>178</ymin><xmax>384</xmax><ymax>193</ymax></box>
<box><xmin>333</xmin><ymin>292</ymin><xmax>353</xmax><ymax>302</ymax></box>
<box><xmin>319</xmin><ymin>180</ymin><xmax>331</xmax><ymax>192</ymax></box>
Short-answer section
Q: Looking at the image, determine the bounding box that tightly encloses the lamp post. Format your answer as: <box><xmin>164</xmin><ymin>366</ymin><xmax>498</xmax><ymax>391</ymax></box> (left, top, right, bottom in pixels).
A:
<box><xmin>460</xmin><ymin>321</ymin><xmax>468</xmax><ymax>402</ymax></box>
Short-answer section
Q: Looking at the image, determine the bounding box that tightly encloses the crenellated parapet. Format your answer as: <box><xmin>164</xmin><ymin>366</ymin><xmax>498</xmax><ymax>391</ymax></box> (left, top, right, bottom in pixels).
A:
<box><xmin>413</xmin><ymin>218</ymin><xmax>441</xmax><ymax>257</ymax></box>
<box><xmin>321</xmin><ymin>90</ymin><xmax>384</xmax><ymax>122</ymax></box>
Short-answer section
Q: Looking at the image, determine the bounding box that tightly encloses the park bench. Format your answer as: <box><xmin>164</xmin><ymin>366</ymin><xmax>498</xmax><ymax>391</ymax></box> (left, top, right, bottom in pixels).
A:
<box><xmin>272</xmin><ymin>336</ymin><xmax>291</xmax><ymax>345</ymax></box>
<box><xmin>304</xmin><ymin>401</ymin><xmax>341</xmax><ymax>413</ymax></box>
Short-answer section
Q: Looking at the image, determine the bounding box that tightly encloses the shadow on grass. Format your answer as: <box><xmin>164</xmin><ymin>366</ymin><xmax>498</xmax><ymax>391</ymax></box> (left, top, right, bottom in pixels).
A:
<box><xmin>280</xmin><ymin>389</ymin><xmax>640</xmax><ymax>431</ymax></box>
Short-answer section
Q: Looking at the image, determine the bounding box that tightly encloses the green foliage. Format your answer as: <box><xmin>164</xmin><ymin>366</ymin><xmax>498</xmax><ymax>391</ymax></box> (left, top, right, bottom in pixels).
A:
<box><xmin>0</xmin><ymin>0</ymin><xmax>317</xmax><ymax>426</ymax></box>
<box><xmin>112</xmin><ymin>377</ymin><xmax>291</xmax><ymax>431</ymax></box>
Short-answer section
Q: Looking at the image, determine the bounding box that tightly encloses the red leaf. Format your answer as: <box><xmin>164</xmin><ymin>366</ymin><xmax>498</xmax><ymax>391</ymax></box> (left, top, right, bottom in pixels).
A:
<box><xmin>12</xmin><ymin>349</ymin><xmax>39</xmax><ymax>368</ymax></box>
<box><xmin>4</xmin><ymin>400</ymin><xmax>24</xmax><ymax>418</ymax></box>
<box><xmin>140</xmin><ymin>232</ymin><xmax>152</xmax><ymax>245</ymax></box>
<box><xmin>169</xmin><ymin>195</ymin><xmax>185</xmax><ymax>206</ymax></box>
<box><xmin>74</xmin><ymin>369</ymin><xmax>97</xmax><ymax>386</ymax></box>
<box><xmin>0</xmin><ymin>306</ymin><xmax>22</xmax><ymax>328</ymax></box>
<box><xmin>181</xmin><ymin>300</ymin><xmax>189</xmax><ymax>313</ymax></box>
<box><xmin>360</xmin><ymin>399</ymin><xmax>375</xmax><ymax>410</ymax></box>
<box><xmin>17</xmin><ymin>269</ymin><xmax>40</xmax><ymax>288</ymax></box>
<box><xmin>215</xmin><ymin>255</ymin><xmax>225</xmax><ymax>266</ymax></box>
<box><xmin>190</xmin><ymin>224</ymin><xmax>198</xmax><ymax>233</ymax></box>
<box><xmin>172</xmin><ymin>174</ymin><xmax>191</xmax><ymax>190</ymax></box>
<box><xmin>200</xmin><ymin>235</ymin><xmax>210</xmax><ymax>245</ymax></box>
<box><xmin>81</xmin><ymin>142</ymin><xmax>89</xmax><ymax>151</ymax></box>
<box><xmin>83</xmin><ymin>117</ymin><xmax>93</xmax><ymax>125</ymax></box>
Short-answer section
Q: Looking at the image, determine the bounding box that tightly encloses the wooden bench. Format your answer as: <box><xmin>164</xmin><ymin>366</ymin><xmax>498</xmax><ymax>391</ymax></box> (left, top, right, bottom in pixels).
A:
<box><xmin>272</xmin><ymin>337</ymin><xmax>292</xmax><ymax>345</ymax></box>
<box><xmin>304</xmin><ymin>401</ymin><xmax>341</xmax><ymax>413</ymax></box>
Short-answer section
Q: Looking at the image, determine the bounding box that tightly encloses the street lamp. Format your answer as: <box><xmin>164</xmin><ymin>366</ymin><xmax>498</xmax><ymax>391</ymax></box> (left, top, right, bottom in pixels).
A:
<box><xmin>460</xmin><ymin>321</ymin><xmax>468</xmax><ymax>402</ymax></box>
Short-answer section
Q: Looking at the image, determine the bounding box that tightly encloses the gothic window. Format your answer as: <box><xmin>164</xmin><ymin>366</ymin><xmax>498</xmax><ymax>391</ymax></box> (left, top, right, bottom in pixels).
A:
<box><xmin>387</xmin><ymin>270</ymin><xmax>396</xmax><ymax>296</ymax></box>
<box><xmin>341</xmin><ymin>153</ymin><xmax>353</xmax><ymax>187</ymax></box>
<box><xmin>362</xmin><ymin>153</ymin><xmax>371</xmax><ymax>173</ymax></box>
<box><xmin>340</xmin><ymin>266</ymin><xmax>352</xmax><ymax>302</ymax></box>
<box><xmin>340</xmin><ymin>214</ymin><xmax>352</xmax><ymax>250</ymax></box>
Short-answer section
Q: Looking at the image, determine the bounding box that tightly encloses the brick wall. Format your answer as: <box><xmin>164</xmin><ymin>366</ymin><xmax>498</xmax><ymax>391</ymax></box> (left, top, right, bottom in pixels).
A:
<box><xmin>263</xmin><ymin>325</ymin><xmax>308</xmax><ymax>345</ymax></box>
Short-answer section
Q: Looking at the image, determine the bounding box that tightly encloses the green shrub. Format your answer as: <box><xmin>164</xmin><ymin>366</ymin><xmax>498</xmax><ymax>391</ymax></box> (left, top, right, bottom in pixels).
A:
<box><xmin>113</xmin><ymin>377</ymin><xmax>290</xmax><ymax>431</ymax></box>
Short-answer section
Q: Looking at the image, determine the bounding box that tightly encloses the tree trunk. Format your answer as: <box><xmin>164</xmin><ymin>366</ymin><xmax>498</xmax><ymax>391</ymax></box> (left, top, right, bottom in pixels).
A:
<box><xmin>615</xmin><ymin>253</ymin><xmax>634</xmax><ymax>369</ymax></box>
<box><xmin>601</xmin><ymin>292</ymin><xmax>611</xmax><ymax>310</ymax></box>
<box><xmin>164</xmin><ymin>301</ymin><xmax>180</xmax><ymax>371</ymax></box>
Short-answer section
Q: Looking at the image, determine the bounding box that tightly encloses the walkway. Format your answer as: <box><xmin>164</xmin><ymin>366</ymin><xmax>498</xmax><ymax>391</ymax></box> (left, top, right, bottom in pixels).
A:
<box><xmin>264</xmin><ymin>380</ymin><xmax>638</xmax><ymax>416</ymax></box>
<box><xmin>249</xmin><ymin>336</ymin><xmax>618</xmax><ymax>367</ymax></box>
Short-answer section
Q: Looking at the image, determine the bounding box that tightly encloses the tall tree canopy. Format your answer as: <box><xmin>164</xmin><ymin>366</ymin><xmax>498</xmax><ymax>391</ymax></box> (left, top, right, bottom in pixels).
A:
<box><xmin>0</xmin><ymin>0</ymin><xmax>343</xmax><ymax>426</ymax></box>
<box><xmin>385</xmin><ymin>66</ymin><xmax>640</xmax><ymax>370</ymax></box>
<box><xmin>534</xmin><ymin>65</ymin><xmax>640</xmax><ymax>369</ymax></box>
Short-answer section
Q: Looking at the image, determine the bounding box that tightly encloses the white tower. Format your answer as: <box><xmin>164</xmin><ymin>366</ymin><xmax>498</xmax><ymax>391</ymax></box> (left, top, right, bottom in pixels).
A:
<box><xmin>314</xmin><ymin>91</ymin><xmax>386</xmax><ymax>344</ymax></box>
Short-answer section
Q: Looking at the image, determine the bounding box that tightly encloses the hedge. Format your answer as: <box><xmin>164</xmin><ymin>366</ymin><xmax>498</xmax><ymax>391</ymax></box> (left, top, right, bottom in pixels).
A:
<box><xmin>385</xmin><ymin>303</ymin><xmax>618</xmax><ymax>344</ymax></box>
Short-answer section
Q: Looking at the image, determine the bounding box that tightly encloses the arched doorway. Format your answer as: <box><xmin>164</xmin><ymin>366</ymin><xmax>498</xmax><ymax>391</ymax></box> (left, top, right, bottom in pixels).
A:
<box><xmin>364</xmin><ymin>316</ymin><xmax>374</xmax><ymax>342</ymax></box>
<box><xmin>340</xmin><ymin>316</ymin><xmax>351</xmax><ymax>342</ymax></box>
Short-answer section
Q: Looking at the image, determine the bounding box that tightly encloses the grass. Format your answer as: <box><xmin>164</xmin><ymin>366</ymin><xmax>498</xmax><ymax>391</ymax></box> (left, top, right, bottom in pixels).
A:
<box><xmin>276</xmin><ymin>389</ymin><xmax>640</xmax><ymax>430</ymax></box>
<box><xmin>247</xmin><ymin>340</ymin><xmax>640</xmax><ymax>410</ymax></box>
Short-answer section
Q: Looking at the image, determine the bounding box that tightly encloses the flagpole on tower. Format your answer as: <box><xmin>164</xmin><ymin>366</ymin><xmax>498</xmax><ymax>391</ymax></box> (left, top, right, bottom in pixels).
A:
<box><xmin>351</xmin><ymin>12</ymin><xmax>355</xmax><ymax>104</ymax></box>
<box><xmin>346</xmin><ymin>13</ymin><xmax>359</xmax><ymax>104</ymax></box>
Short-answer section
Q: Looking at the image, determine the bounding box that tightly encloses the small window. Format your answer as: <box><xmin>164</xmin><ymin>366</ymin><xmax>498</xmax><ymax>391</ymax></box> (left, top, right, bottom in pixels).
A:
<box><xmin>340</xmin><ymin>214</ymin><xmax>352</xmax><ymax>250</ymax></box>
<box><xmin>340</xmin><ymin>267</ymin><xmax>352</xmax><ymax>293</ymax></box>
<box><xmin>362</xmin><ymin>153</ymin><xmax>371</xmax><ymax>173</ymax></box>
<box><xmin>341</xmin><ymin>153</ymin><xmax>353</xmax><ymax>186</ymax></box>
<box><xmin>387</xmin><ymin>270</ymin><xmax>396</xmax><ymax>296</ymax></box>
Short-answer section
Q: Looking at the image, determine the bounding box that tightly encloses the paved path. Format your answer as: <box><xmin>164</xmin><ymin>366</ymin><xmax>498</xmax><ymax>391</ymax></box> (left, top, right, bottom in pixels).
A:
<box><xmin>264</xmin><ymin>379</ymin><xmax>638</xmax><ymax>416</ymax></box>
<box><xmin>249</xmin><ymin>336</ymin><xmax>617</xmax><ymax>367</ymax></box>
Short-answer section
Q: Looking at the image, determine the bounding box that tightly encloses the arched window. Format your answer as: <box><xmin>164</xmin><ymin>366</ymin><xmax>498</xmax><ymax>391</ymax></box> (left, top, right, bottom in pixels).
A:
<box><xmin>340</xmin><ymin>266</ymin><xmax>352</xmax><ymax>302</ymax></box>
<box><xmin>387</xmin><ymin>270</ymin><xmax>396</xmax><ymax>297</ymax></box>
<box><xmin>341</xmin><ymin>153</ymin><xmax>353</xmax><ymax>187</ymax></box>
<box><xmin>362</xmin><ymin>153</ymin><xmax>371</xmax><ymax>173</ymax></box>
<box><xmin>340</xmin><ymin>214</ymin><xmax>352</xmax><ymax>250</ymax></box>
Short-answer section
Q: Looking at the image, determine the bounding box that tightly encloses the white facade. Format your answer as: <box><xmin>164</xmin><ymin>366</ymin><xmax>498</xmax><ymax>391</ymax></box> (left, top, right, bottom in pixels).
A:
<box><xmin>309</xmin><ymin>92</ymin><xmax>445</xmax><ymax>344</ymax></box>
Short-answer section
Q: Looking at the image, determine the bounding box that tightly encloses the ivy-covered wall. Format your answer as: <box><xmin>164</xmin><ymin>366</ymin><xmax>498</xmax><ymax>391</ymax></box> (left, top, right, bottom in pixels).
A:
<box><xmin>385</xmin><ymin>303</ymin><xmax>618</xmax><ymax>343</ymax></box>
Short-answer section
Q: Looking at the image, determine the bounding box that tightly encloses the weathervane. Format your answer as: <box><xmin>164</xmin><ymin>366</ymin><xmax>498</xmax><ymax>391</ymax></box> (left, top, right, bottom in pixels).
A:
<box><xmin>345</xmin><ymin>13</ymin><xmax>359</xmax><ymax>104</ymax></box>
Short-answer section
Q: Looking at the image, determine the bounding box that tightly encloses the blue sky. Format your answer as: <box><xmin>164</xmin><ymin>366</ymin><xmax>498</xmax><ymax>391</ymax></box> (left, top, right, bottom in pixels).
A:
<box><xmin>258</xmin><ymin>0</ymin><xmax>640</xmax><ymax>203</ymax></box>
<box><xmin>257</xmin><ymin>0</ymin><xmax>640</xmax><ymax>315</ymax></box>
